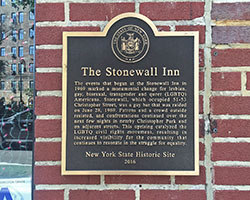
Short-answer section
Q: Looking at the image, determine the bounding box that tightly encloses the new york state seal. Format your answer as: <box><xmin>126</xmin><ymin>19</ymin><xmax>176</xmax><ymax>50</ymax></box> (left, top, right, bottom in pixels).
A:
<box><xmin>111</xmin><ymin>25</ymin><xmax>149</xmax><ymax>63</ymax></box>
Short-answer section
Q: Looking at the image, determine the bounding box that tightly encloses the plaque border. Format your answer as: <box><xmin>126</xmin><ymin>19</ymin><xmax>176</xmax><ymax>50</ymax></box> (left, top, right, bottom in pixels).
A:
<box><xmin>62</xmin><ymin>12</ymin><xmax>199</xmax><ymax>176</ymax></box>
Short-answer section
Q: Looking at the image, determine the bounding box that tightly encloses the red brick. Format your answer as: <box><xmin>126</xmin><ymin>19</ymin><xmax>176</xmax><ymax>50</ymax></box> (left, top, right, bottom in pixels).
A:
<box><xmin>200</xmin><ymin>142</ymin><xmax>205</xmax><ymax>160</ymax></box>
<box><xmin>36</xmin><ymin>73</ymin><xmax>62</xmax><ymax>91</ymax></box>
<box><xmin>212</xmin><ymin>49</ymin><xmax>250</xmax><ymax>67</ymax></box>
<box><xmin>176</xmin><ymin>26</ymin><xmax>205</xmax><ymax>44</ymax></box>
<box><xmin>36</xmin><ymin>49</ymin><xmax>62</xmax><ymax>68</ymax></box>
<box><xmin>105</xmin><ymin>175</ymin><xmax>170</xmax><ymax>184</ymax></box>
<box><xmin>214</xmin><ymin>167</ymin><xmax>250</xmax><ymax>185</ymax></box>
<box><xmin>199</xmin><ymin>119</ymin><xmax>205</xmax><ymax>138</ymax></box>
<box><xmin>69</xmin><ymin>190</ymin><xmax>135</xmax><ymax>200</ymax></box>
<box><xmin>36</xmin><ymin>3</ymin><xmax>64</xmax><ymax>22</ymax></box>
<box><xmin>36</xmin><ymin>26</ymin><xmax>100</xmax><ymax>45</ymax></box>
<box><xmin>247</xmin><ymin>72</ymin><xmax>250</xmax><ymax>90</ymax></box>
<box><xmin>200</xmin><ymin>72</ymin><xmax>204</xmax><ymax>91</ymax></box>
<box><xmin>140</xmin><ymin>2</ymin><xmax>204</xmax><ymax>20</ymax></box>
<box><xmin>156</xmin><ymin>26</ymin><xmax>171</xmax><ymax>31</ymax></box>
<box><xmin>35</xmin><ymin>142</ymin><xmax>61</xmax><ymax>161</ymax></box>
<box><xmin>211</xmin><ymin>96</ymin><xmax>250</xmax><ymax>115</ymax></box>
<box><xmin>199</xmin><ymin>49</ymin><xmax>204</xmax><ymax>67</ymax></box>
<box><xmin>199</xmin><ymin>95</ymin><xmax>203</xmax><ymax>114</ymax></box>
<box><xmin>215</xmin><ymin>190</ymin><xmax>250</xmax><ymax>200</ymax></box>
<box><xmin>70</xmin><ymin>3</ymin><xmax>135</xmax><ymax>21</ymax></box>
<box><xmin>141</xmin><ymin>190</ymin><xmax>206</xmax><ymax>200</ymax></box>
<box><xmin>213</xmin><ymin>119</ymin><xmax>250</xmax><ymax>137</ymax></box>
<box><xmin>212</xmin><ymin>3</ymin><xmax>250</xmax><ymax>20</ymax></box>
<box><xmin>175</xmin><ymin>166</ymin><xmax>206</xmax><ymax>184</ymax></box>
<box><xmin>211</xmin><ymin>72</ymin><xmax>241</xmax><ymax>91</ymax></box>
<box><xmin>213</xmin><ymin>26</ymin><xmax>250</xmax><ymax>44</ymax></box>
<box><xmin>212</xmin><ymin>143</ymin><xmax>250</xmax><ymax>161</ymax></box>
<box><xmin>34</xmin><ymin>165</ymin><xmax>100</xmax><ymax>184</ymax></box>
<box><xmin>34</xmin><ymin>190</ymin><xmax>64</xmax><ymax>200</ymax></box>
<box><xmin>35</xmin><ymin>119</ymin><xmax>61</xmax><ymax>138</ymax></box>
<box><xmin>35</xmin><ymin>96</ymin><xmax>61</xmax><ymax>115</ymax></box>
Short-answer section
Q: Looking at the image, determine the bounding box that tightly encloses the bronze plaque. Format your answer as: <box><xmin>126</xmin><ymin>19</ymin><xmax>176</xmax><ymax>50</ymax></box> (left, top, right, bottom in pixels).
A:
<box><xmin>62</xmin><ymin>13</ymin><xmax>199</xmax><ymax>175</ymax></box>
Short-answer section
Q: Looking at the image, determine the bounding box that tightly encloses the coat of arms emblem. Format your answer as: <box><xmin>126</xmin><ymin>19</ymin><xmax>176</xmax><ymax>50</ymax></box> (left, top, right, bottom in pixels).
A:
<box><xmin>111</xmin><ymin>25</ymin><xmax>149</xmax><ymax>63</ymax></box>
<box><xmin>121</xmin><ymin>33</ymin><xmax>141</xmax><ymax>54</ymax></box>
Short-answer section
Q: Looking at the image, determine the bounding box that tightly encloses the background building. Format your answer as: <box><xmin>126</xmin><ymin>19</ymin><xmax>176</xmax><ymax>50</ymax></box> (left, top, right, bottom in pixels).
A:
<box><xmin>0</xmin><ymin>0</ymin><xmax>34</xmax><ymax>104</ymax></box>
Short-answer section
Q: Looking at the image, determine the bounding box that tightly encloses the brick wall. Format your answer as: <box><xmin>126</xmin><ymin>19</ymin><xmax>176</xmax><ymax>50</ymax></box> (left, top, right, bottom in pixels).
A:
<box><xmin>34</xmin><ymin>0</ymin><xmax>250</xmax><ymax>199</ymax></box>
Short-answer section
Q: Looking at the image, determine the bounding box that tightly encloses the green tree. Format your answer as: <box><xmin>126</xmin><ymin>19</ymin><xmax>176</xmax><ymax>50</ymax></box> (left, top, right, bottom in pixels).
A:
<box><xmin>13</xmin><ymin>0</ymin><xmax>34</xmax><ymax>12</ymax></box>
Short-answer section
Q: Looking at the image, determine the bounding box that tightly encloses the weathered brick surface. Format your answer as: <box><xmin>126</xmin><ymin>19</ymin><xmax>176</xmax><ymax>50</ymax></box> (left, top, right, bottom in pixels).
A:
<box><xmin>212</xmin><ymin>143</ymin><xmax>250</xmax><ymax>161</ymax></box>
<box><xmin>35</xmin><ymin>119</ymin><xmax>61</xmax><ymax>138</ymax></box>
<box><xmin>212</xmin><ymin>49</ymin><xmax>250</xmax><ymax>67</ymax></box>
<box><xmin>141</xmin><ymin>190</ymin><xmax>206</xmax><ymax>200</ymax></box>
<box><xmin>200</xmin><ymin>142</ymin><xmax>205</xmax><ymax>160</ymax></box>
<box><xmin>140</xmin><ymin>2</ymin><xmax>204</xmax><ymax>20</ymax></box>
<box><xmin>215</xmin><ymin>191</ymin><xmax>250</xmax><ymax>200</ymax></box>
<box><xmin>214</xmin><ymin>167</ymin><xmax>250</xmax><ymax>185</ymax></box>
<box><xmin>36</xmin><ymin>26</ymin><xmax>100</xmax><ymax>45</ymax></box>
<box><xmin>34</xmin><ymin>1</ymin><xmax>250</xmax><ymax>199</ymax></box>
<box><xmin>213</xmin><ymin>119</ymin><xmax>250</xmax><ymax>137</ymax></box>
<box><xmin>213</xmin><ymin>26</ymin><xmax>250</xmax><ymax>44</ymax></box>
<box><xmin>35</xmin><ymin>96</ymin><xmax>62</xmax><ymax>115</ymax></box>
<box><xmin>36</xmin><ymin>3</ymin><xmax>64</xmax><ymax>22</ymax></box>
<box><xmin>211</xmin><ymin>72</ymin><xmax>241</xmax><ymax>91</ymax></box>
<box><xmin>36</xmin><ymin>73</ymin><xmax>62</xmax><ymax>91</ymax></box>
<box><xmin>34</xmin><ymin>166</ymin><xmax>100</xmax><ymax>185</ymax></box>
<box><xmin>36</xmin><ymin>49</ymin><xmax>62</xmax><ymax>68</ymax></box>
<box><xmin>175</xmin><ymin>166</ymin><xmax>206</xmax><ymax>184</ymax></box>
<box><xmin>212</xmin><ymin>3</ymin><xmax>250</xmax><ymax>20</ymax></box>
<box><xmin>70</xmin><ymin>3</ymin><xmax>135</xmax><ymax>21</ymax></box>
<box><xmin>69</xmin><ymin>190</ymin><xmax>135</xmax><ymax>200</ymax></box>
<box><xmin>199</xmin><ymin>95</ymin><xmax>203</xmax><ymax>114</ymax></box>
<box><xmin>105</xmin><ymin>175</ymin><xmax>170</xmax><ymax>184</ymax></box>
<box><xmin>34</xmin><ymin>190</ymin><xmax>64</xmax><ymax>200</ymax></box>
<box><xmin>199</xmin><ymin>72</ymin><xmax>204</xmax><ymax>91</ymax></box>
<box><xmin>35</xmin><ymin>142</ymin><xmax>61</xmax><ymax>161</ymax></box>
<box><xmin>211</xmin><ymin>96</ymin><xmax>250</xmax><ymax>115</ymax></box>
<box><xmin>176</xmin><ymin>26</ymin><xmax>205</xmax><ymax>44</ymax></box>
<box><xmin>156</xmin><ymin>26</ymin><xmax>171</xmax><ymax>31</ymax></box>
<box><xmin>199</xmin><ymin>49</ymin><xmax>204</xmax><ymax>67</ymax></box>
<box><xmin>247</xmin><ymin>72</ymin><xmax>250</xmax><ymax>90</ymax></box>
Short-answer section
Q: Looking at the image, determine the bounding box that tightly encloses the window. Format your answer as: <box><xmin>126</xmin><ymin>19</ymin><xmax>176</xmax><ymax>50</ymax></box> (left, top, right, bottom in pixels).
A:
<box><xmin>12</xmin><ymin>30</ymin><xmax>17</xmax><ymax>41</ymax></box>
<box><xmin>0</xmin><ymin>14</ymin><xmax>5</xmax><ymax>23</ymax></box>
<box><xmin>29</xmin><ymin>45</ymin><xmax>34</xmax><ymax>55</ymax></box>
<box><xmin>1</xmin><ymin>32</ymin><xmax>5</xmax><ymax>40</ymax></box>
<box><xmin>19</xmin><ymin>29</ymin><xmax>24</xmax><ymax>40</ymax></box>
<box><xmin>18</xmin><ymin>46</ymin><xmax>23</xmax><ymax>57</ymax></box>
<box><xmin>18</xmin><ymin>63</ymin><xmax>24</xmax><ymax>74</ymax></box>
<box><xmin>1</xmin><ymin>0</ymin><xmax>6</xmax><ymax>6</ymax></box>
<box><xmin>0</xmin><ymin>81</ymin><xmax>4</xmax><ymax>90</ymax></box>
<box><xmin>29</xmin><ymin>63</ymin><xmax>34</xmax><ymax>73</ymax></box>
<box><xmin>29</xmin><ymin>11</ymin><xmax>34</xmax><ymax>20</ymax></box>
<box><xmin>0</xmin><ymin>48</ymin><xmax>5</xmax><ymax>56</ymax></box>
<box><xmin>11</xmin><ymin>80</ymin><xmax>16</xmax><ymax>90</ymax></box>
<box><xmin>11</xmin><ymin>47</ymin><xmax>17</xmax><ymax>58</ymax></box>
<box><xmin>29</xmin><ymin>28</ymin><xmax>34</xmax><ymax>38</ymax></box>
<box><xmin>18</xmin><ymin>81</ymin><xmax>23</xmax><ymax>91</ymax></box>
<box><xmin>19</xmin><ymin>12</ymin><xmax>24</xmax><ymax>23</ymax></box>
<box><xmin>29</xmin><ymin>80</ymin><xmax>34</xmax><ymax>89</ymax></box>
<box><xmin>11</xmin><ymin>12</ymin><xmax>17</xmax><ymax>24</ymax></box>
<box><xmin>11</xmin><ymin>63</ymin><xmax>17</xmax><ymax>72</ymax></box>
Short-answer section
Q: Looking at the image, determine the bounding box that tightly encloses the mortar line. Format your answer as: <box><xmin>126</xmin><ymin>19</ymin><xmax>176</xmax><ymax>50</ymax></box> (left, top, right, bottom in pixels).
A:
<box><xmin>100</xmin><ymin>175</ymin><xmax>105</xmax><ymax>186</ymax></box>
<box><xmin>64</xmin><ymin>2</ymin><xmax>70</xmax><ymax>24</ymax></box>
<box><xmin>135</xmin><ymin>0</ymin><xmax>140</xmax><ymax>13</ymax></box>
<box><xmin>170</xmin><ymin>176</ymin><xmax>175</xmax><ymax>185</ymax></box>
<box><xmin>64</xmin><ymin>189</ymin><xmax>69</xmax><ymax>200</ymax></box>
<box><xmin>135</xmin><ymin>189</ymin><xmax>140</xmax><ymax>200</ymax></box>
<box><xmin>204</xmin><ymin>0</ymin><xmax>213</xmax><ymax>200</ymax></box>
